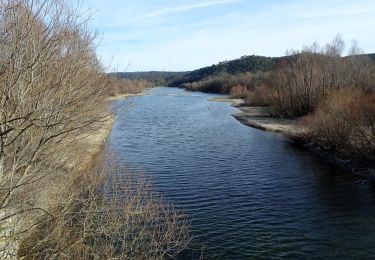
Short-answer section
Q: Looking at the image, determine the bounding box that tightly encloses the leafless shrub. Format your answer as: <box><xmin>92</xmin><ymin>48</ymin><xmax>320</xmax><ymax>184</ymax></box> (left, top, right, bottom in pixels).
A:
<box><xmin>299</xmin><ymin>88</ymin><xmax>375</xmax><ymax>159</ymax></box>
<box><xmin>348</xmin><ymin>95</ymin><xmax>375</xmax><ymax>158</ymax></box>
<box><xmin>230</xmin><ymin>84</ymin><xmax>248</xmax><ymax>98</ymax></box>
<box><xmin>244</xmin><ymin>85</ymin><xmax>274</xmax><ymax>106</ymax></box>
<box><xmin>273</xmin><ymin>35</ymin><xmax>373</xmax><ymax>117</ymax></box>
<box><xmin>299</xmin><ymin>89</ymin><xmax>358</xmax><ymax>150</ymax></box>
<box><xmin>183</xmin><ymin>71</ymin><xmax>274</xmax><ymax>100</ymax></box>
<box><xmin>108</xmin><ymin>76</ymin><xmax>152</xmax><ymax>96</ymax></box>
<box><xmin>183</xmin><ymin>73</ymin><xmax>236</xmax><ymax>93</ymax></box>
<box><xmin>17</xmin><ymin>159</ymin><xmax>190</xmax><ymax>259</ymax></box>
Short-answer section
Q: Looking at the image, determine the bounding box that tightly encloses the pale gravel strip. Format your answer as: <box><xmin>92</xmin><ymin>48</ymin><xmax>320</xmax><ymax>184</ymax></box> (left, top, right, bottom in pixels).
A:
<box><xmin>208</xmin><ymin>96</ymin><xmax>301</xmax><ymax>135</ymax></box>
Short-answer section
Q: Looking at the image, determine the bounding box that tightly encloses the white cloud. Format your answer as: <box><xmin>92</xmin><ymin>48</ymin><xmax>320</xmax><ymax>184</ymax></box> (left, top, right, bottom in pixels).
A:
<box><xmin>141</xmin><ymin>0</ymin><xmax>241</xmax><ymax>19</ymax></box>
<box><xmin>82</xmin><ymin>0</ymin><xmax>375</xmax><ymax>71</ymax></box>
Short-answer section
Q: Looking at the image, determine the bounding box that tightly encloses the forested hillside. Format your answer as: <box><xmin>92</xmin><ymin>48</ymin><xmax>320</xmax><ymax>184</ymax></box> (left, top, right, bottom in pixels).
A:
<box><xmin>111</xmin><ymin>53</ymin><xmax>374</xmax><ymax>94</ymax></box>
<box><xmin>366</xmin><ymin>53</ymin><xmax>375</xmax><ymax>61</ymax></box>
<box><xmin>168</xmin><ymin>55</ymin><xmax>277</xmax><ymax>87</ymax></box>
<box><xmin>111</xmin><ymin>71</ymin><xmax>187</xmax><ymax>86</ymax></box>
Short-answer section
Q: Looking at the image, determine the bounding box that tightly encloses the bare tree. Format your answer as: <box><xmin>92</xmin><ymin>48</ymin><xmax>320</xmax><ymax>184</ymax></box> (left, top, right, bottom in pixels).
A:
<box><xmin>0</xmin><ymin>0</ymin><xmax>190</xmax><ymax>258</ymax></box>
<box><xmin>0</xmin><ymin>0</ymin><xmax>111</xmax><ymax>256</ymax></box>
<box><xmin>272</xmin><ymin>35</ymin><xmax>373</xmax><ymax>117</ymax></box>
<box><xmin>273</xmin><ymin>44</ymin><xmax>322</xmax><ymax>117</ymax></box>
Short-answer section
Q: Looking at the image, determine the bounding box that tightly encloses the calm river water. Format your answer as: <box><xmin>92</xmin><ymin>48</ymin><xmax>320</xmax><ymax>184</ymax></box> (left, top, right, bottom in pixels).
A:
<box><xmin>107</xmin><ymin>87</ymin><xmax>375</xmax><ymax>259</ymax></box>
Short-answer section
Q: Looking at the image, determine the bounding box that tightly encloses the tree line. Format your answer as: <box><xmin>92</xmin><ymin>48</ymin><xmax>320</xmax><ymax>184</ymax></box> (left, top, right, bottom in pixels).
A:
<box><xmin>168</xmin><ymin>55</ymin><xmax>276</xmax><ymax>87</ymax></box>
<box><xmin>107</xmin><ymin>76</ymin><xmax>153</xmax><ymax>96</ymax></box>
<box><xmin>111</xmin><ymin>55</ymin><xmax>281</xmax><ymax>92</ymax></box>
<box><xmin>111</xmin><ymin>71</ymin><xmax>187</xmax><ymax>87</ymax></box>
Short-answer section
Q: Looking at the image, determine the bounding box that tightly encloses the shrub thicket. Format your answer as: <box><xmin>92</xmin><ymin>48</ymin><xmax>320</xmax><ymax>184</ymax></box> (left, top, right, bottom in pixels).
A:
<box><xmin>108</xmin><ymin>76</ymin><xmax>152</xmax><ymax>96</ymax></box>
<box><xmin>300</xmin><ymin>89</ymin><xmax>375</xmax><ymax>160</ymax></box>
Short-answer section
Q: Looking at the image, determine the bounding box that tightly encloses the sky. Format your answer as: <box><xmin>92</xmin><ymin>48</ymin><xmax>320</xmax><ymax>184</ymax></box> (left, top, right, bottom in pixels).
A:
<box><xmin>79</xmin><ymin>0</ymin><xmax>375</xmax><ymax>72</ymax></box>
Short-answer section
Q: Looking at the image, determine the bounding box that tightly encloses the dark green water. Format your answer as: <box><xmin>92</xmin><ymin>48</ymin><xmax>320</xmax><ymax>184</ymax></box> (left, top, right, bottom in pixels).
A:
<box><xmin>107</xmin><ymin>87</ymin><xmax>375</xmax><ymax>259</ymax></box>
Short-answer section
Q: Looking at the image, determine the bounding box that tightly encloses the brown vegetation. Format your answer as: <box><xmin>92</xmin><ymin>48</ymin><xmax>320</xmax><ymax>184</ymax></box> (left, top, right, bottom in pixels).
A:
<box><xmin>107</xmin><ymin>76</ymin><xmax>152</xmax><ymax>97</ymax></box>
<box><xmin>299</xmin><ymin>89</ymin><xmax>375</xmax><ymax>160</ymax></box>
<box><xmin>272</xmin><ymin>36</ymin><xmax>373</xmax><ymax>117</ymax></box>
<box><xmin>269</xmin><ymin>35</ymin><xmax>375</xmax><ymax>160</ymax></box>
<box><xmin>0</xmin><ymin>0</ymin><xmax>189</xmax><ymax>258</ymax></box>
<box><xmin>1</xmin><ymin>0</ymin><xmax>109</xmax><ymax>242</ymax></box>
<box><xmin>182</xmin><ymin>72</ymin><xmax>273</xmax><ymax>105</ymax></box>
<box><xmin>201</xmin><ymin>35</ymin><xmax>375</xmax><ymax>161</ymax></box>
<box><xmin>18</xmin><ymin>159</ymin><xmax>189</xmax><ymax>259</ymax></box>
<box><xmin>243</xmin><ymin>84</ymin><xmax>274</xmax><ymax>107</ymax></box>
<box><xmin>182</xmin><ymin>73</ymin><xmax>240</xmax><ymax>93</ymax></box>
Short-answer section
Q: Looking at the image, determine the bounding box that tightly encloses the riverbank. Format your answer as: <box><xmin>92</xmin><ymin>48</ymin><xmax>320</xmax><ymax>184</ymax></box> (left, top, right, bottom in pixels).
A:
<box><xmin>68</xmin><ymin>115</ymin><xmax>115</xmax><ymax>170</ymax></box>
<box><xmin>108</xmin><ymin>87</ymin><xmax>375</xmax><ymax>258</ymax></box>
<box><xmin>0</xmin><ymin>113</ymin><xmax>116</xmax><ymax>258</ymax></box>
<box><xmin>107</xmin><ymin>92</ymin><xmax>145</xmax><ymax>101</ymax></box>
<box><xmin>209</xmin><ymin>96</ymin><xmax>375</xmax><ymax>179</ymax></box>
<box><xmin>233</xmin><ymin>107</ymin><xmax>298</xmax><ymax>134</ymax></box>
<box><xmin>70</xmin><ymin>91</ymin><xmax>148</xmax><ymax>168</ymax></box>
<box><xmin>209</xmin><ymin>96</ymin><xmax>300</xmax><ymax>135</ymax></box>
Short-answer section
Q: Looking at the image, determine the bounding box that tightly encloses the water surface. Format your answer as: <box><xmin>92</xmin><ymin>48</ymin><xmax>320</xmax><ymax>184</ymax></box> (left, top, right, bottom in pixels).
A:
<box><xmin>107</xmin><ymin>87</ymin><xmax>375</xmax><ymax>259</ymax></box>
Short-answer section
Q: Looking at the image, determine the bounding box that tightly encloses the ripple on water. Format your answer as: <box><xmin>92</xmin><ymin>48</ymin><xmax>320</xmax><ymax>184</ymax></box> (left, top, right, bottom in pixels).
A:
<box><xmin>107</xmin><ymin>87</ymin><xmax>375</xmax><ymax>259</ymax></box>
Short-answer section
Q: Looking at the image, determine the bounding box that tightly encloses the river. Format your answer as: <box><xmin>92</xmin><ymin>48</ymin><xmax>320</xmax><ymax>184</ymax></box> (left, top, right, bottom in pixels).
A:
<box><xmin>107</xmin><ymin>87</ymin><xmax>375</xmax><ymax>259</ymax></box>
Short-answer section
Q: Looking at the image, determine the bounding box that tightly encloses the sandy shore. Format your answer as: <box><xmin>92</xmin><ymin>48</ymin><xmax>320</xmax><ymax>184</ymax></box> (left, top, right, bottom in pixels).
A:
<box><xmin>107</xmin><ymin>92</ymin><xmax>145</xmax><ymax>101</ymax></box>
<box><xmin>233</xmin><ymin>107</ymin><xmax>300</xmax><ymax>135</ymax></box>
<box><xmin>69</xmin><ymin>115</ymin><xmax>115</xmax><ymax>170</ymax></box>
<box><xmin>208</xmin><ymin>96</ymin><xmax>245</xmax><ymax>106</ymax></box>
<box><xmin>209</xmin><ymin>97</ymin><xmax>375</xmax><ymax>178</ymax></box>
<box><xmin>209</xmin><ymin>96</ymin><xmax>300</xmax><ymax>135</ymax></box>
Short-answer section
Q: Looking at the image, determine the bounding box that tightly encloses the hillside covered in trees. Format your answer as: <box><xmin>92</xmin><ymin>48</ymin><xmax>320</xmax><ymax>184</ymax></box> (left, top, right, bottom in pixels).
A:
<box><xmin>111</xmin><ymin>52</ymin><xmax>374</xmax><ymax>95</ymax></box>
<box><xmin>110</xmin><ymin>71</ymin><xmax>187</xmax><ymax>86</ymax></box>
<box><xmin>169</xmin><ymin>53</ymin><xmax>375</xmax><ymax>94</ymax></box>
<box><xmin>168</xmin><ymin>55</ymin><xmax>278</xmax><ymax>87</ymax></box>
<box><xmin>366</xmin><ymin>53</ymin><xmax>375</xmax><ymax>61</ymax></box>
<box><xmin>111</xmin><ymin>55</ymin><xmax>278</xmax><ymax>89</ymax></box>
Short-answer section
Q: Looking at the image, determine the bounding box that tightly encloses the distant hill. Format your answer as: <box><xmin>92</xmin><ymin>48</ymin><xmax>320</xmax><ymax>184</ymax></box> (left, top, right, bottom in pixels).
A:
<box><xmin>168</xmin><ymin>55</ymin><xmax>278</xmax><ymax>87</ymax></box>
<box><xmin>367</xmin><ymin>53</ymin><xmax>375</xmax><ymax>61</ymax></box>
<box><xmin>109</xmin><ymin>71</ymin><xmax>187</xmax><ymax>86</ymax></box>
<box><xmin>345</xmin><ymin>53</ymin><xmax>375</xmax><ymax>61</ymax></box>
<box><xmin>110</xmin><ymin>53</ymin><xmax>374</xmax><ymax>88</ymax></box>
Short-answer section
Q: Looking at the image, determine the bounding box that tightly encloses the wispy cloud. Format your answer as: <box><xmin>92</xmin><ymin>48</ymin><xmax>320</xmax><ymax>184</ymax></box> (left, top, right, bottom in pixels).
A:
<box><xmin>142</xmin><ymin>0</ymin><xmax>241</xmax><ymax>19</ymax></box>
<box><xmin>82</xmin><ymin>0</ymin><xmax>375</xmax><ymax>71</ymax></box>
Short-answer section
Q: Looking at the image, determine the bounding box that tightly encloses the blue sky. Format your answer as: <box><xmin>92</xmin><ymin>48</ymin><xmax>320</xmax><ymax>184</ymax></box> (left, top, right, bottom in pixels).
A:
<box><xmin>79</xmin><ymin>0</ymin><xmax>375</xmax><ymax>72</ymax></box>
